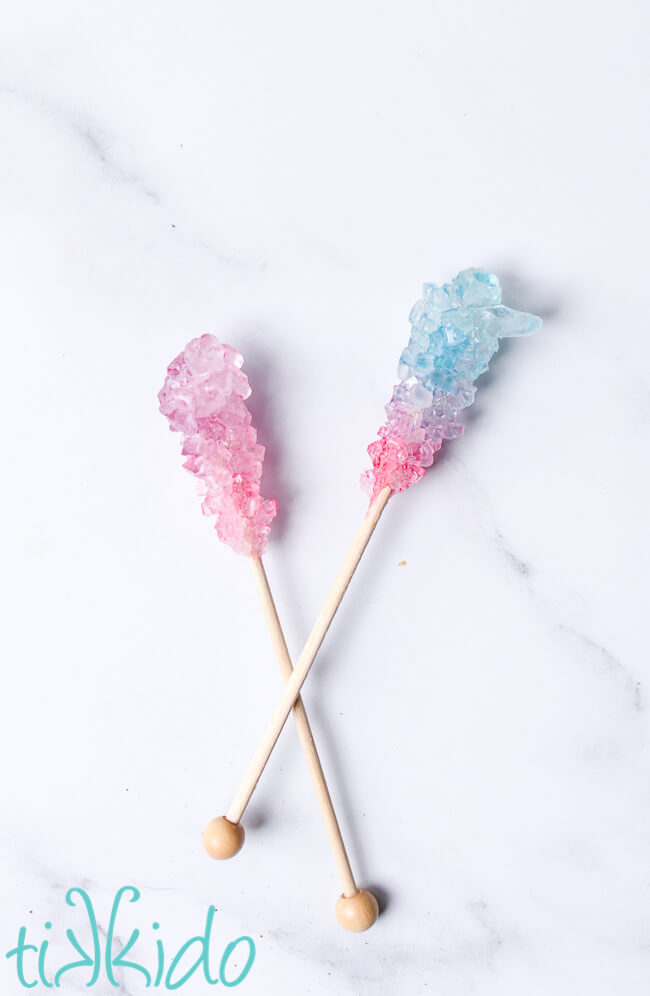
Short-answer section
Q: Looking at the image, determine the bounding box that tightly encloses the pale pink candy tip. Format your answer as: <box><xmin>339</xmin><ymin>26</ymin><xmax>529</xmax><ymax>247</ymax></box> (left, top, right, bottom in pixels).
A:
<box><xmin>159</xmin><ymin>334</ymin><xmax>277</xmax><ymax>556</ymax></box>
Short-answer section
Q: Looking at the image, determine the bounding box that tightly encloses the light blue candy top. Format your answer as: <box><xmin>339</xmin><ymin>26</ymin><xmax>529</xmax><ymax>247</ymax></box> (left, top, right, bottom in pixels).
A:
<box><xmin>362</xmin><ymin>268</ymin><xmax>542</xmax><ymax>500</ymax></box>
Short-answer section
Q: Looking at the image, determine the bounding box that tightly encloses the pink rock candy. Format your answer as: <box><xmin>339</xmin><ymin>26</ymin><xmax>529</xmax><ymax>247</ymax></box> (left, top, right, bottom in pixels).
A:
<box><xmin>159</xmin><ymin>334</ymin><xmax>277</xmax><ymax>557</ymax></box>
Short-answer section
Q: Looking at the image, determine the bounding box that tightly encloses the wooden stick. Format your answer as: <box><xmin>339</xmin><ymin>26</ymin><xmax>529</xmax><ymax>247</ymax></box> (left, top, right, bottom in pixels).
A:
<box><xmin>226</xmin><ymin>486</ymin><xmax>391</xmax><ymax>824</ymax></box>
<box><xmin>248</xmin><ymin>555</ymin><xmax>358</xmax><ymax>898</ymax></box>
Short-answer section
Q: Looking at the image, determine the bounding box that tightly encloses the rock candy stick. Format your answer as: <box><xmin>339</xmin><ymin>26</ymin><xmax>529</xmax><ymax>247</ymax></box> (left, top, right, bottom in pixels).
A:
<box><xmin>222</xmin><ymin>269</ymin><xmax>541</xmax><ymax>846</ymax></box>
<box><xmin>158</xmin><ymin>335</ymin><xmax>378</xmax><ymax>931</ymax></box>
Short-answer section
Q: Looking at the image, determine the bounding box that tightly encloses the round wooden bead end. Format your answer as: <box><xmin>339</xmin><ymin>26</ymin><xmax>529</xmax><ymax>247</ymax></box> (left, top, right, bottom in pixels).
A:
<box><xmin>335</xmin><ymin>889</ymin><xmax>379</xmax><ymax>932</ymax></box>
<box><xmin>202</xmin><ymin>816</ymin><xmax>245</xmax><ymax>859</ymax></box>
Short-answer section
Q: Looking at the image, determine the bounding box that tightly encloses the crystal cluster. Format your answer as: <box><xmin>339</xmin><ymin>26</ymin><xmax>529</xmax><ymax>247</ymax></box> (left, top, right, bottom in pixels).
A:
<box><xmin>159</xmin><ymin>334</ymin><xmax>277</xmax><ymax>557</ymax></box>
<box><xmin>361</xmin><ymin>269</ymin><xmax>542</xmax><ymax>501</ymax></box>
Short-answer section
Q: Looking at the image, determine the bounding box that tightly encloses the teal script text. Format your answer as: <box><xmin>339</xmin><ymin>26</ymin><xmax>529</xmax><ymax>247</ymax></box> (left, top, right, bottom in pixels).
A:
<box><xmin>5</xmin><ymin>886</ymin><xmax>256</xmax><ymax>989</ymax></box>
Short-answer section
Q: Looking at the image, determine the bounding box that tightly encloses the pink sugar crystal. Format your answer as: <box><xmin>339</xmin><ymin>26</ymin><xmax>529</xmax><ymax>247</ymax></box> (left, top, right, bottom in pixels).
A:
<box><xmin>360</xmin><ymin>423</ymin><xmax>435</xmax><ymax>503</ymax></box>
<box><xmin>159</xmin><ymin>334</ymin><xmax>277</xmax><ymax>557</ymax></box>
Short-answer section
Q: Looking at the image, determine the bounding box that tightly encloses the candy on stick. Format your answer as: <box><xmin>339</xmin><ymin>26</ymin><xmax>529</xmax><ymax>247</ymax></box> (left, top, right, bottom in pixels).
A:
<box><xmin>361</xmin><ymin>268</ymin><xmax>541</xmax><ymax>501</ymax></box>
<box><xmin>221</xmin><ymin>269</ymin><xmax>542</xmax><ymax>839</ymax></box>
<box><xmin>158</xmin><ymin>336</ymin><xmax>277</xmax><ymax>557</ymax></box>
<box><xmin>159</xmin><ymin>334</ymin><xmax>378</xmax><ymax>932</ymax></box>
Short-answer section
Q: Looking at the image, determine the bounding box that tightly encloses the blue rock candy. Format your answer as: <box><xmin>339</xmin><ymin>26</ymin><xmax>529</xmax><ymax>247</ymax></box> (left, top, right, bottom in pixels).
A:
<box><xmin>361</xmin><ymin>268</ymin><xmax>542</xmax><ymax>500</ymax></box>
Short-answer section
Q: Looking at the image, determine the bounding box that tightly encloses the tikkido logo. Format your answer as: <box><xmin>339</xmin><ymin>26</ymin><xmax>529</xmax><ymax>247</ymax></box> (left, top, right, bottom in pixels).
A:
<box><xmin>5</xmin><ymin>886</ymin><xmax>256</xmax><ymax>990</ymax></box>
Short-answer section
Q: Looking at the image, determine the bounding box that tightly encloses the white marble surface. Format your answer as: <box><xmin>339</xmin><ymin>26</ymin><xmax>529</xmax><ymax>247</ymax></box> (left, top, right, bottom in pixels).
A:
<box><xmin>2</xmin><ymin>1</ymin><xmax>649</xmax><ymax>992</ymax></box>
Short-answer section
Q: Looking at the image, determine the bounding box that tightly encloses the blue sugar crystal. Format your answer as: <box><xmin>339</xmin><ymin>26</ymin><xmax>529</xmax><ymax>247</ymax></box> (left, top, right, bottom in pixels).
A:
<box><xmin>453</xmin><ymin>267</ymin><xmax>502</xmax><ymax>307</ymax></box>
<box><xmin>361</xmin><ymin>267</ymin><xmax>542</xmax><ymax>501</ymax></box>
<box><xmin>399</xmin><ymin>268</ymin><xmax>542</xmax><ymax>397</ymax></box>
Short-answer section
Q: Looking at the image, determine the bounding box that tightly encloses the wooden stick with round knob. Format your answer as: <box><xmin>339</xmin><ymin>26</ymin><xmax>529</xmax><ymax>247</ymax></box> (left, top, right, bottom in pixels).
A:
<box><xmin>203</xmin><ymin>486</ymin><xmax>390</xmax><ymax>930</ymax></box>
<box><xmin>202</xmin><ymin>555</ymin><xmax>380</xmax><ymax>932</ymax></box>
